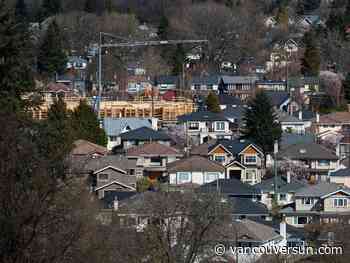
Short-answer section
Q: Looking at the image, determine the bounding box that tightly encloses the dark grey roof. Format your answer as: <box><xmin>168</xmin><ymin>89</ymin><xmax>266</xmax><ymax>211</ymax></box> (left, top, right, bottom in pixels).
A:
<box><xmin>84</xmin><ymin>155</ymin><xmax>138</xmax><ymax>172</ymax></box>
<box><xmin>191</xmin><ymin>75</ymin><xmax>220</xmax><ymax>85</ymax></box>
<box><xmin>120</xmin><ymin>126</ymin><xmax>171</xmax><ymax>141</ymax></box>
<box><xmin>178</xmin><ymin>111</ymin><xmax>228</xmax><ymax>122</ymax></box>
<box><xmin>278</xmin><ymin>142</ymin><xmax>338</xmax><ymax>160</ymax></box>
<box><xmin>330</xmin><ymin>168</ymin><xmax>350</xmax><ymax>177</ymax></box>
<box><xmin>295</xmin><ymin>182</ymin><xmax>350</xmax><ymax>198</ymax></box>
<box><xmin>154</xmin><ymin>75</ymin><xmax>179</xmax><ymax>85</ymax></box>
<box><xmin>265</xmin><ymin>91</ymin><xmax>289</xmax><ymax>107</ymax></box>
<box><xmin>280</xmin><ymin>133</ymin><xmax>315</xmax><ymax>149</ymax></box>
<box><xmin>229</xmin><ymin>197</ymin><xmax>268</xmax><ymax>215</ymax></box>
<box><xmin>209</xmin><ymin>139</ymin><xmax>262</xmax><ymax>157</ymax></box>
<box><xmin>221</xmin><ymin>75</ymin><xmax>259</xmax><ymax>84</ymax></box>
<box><xmin>292</xmin><ymin>110</ymin><xmax>316</xmax><ymax>121</ymax></box>
<box><xmin>103</xmin><ymin>118</ymin><xmax>153</xmax><ymax>136</ymax></box>
<box><xmin>101</xmin><ymin>191</ymin><xmax>137</xmax><ymax>209</ymax></box>
<box><xmin>198</xmin><ymin>179</ymin><xmax>260</xmax><ymax>196</ymax></box>
<box><xmin>218</xmin><ymin>94</ymin><xmax>242</xmax><ymax>106</ymax></box>
<box><xmin>255</xmin><ymin>176</ymin><xmax>307</xmax><ymax>193</ymax></box>
<box><xmin>223</xmin><ymin>106</ymin><xmax>244</xmax><ymax>121</ymax></box>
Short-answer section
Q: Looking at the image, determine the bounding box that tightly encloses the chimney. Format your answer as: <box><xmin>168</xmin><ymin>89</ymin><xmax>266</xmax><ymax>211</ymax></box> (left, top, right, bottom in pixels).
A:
<box><xmin>316</xmin><ymin>112</ymin><xmax>320</xmax><ymax>123</ymax></box>
<box><xmin>113</xmin><ymin>196</ymin><xmax>119</xmax><ymax>211</ymax></box>
<box><xmin>280</xmin><ymin>217</ymin><xmax>287</xmax><ymax>241</ymax></box>
<box><xmin>287</xmin><ymin>171</ymin><xmax>291</xmax><ymax>184</ymax></box>
<box><xmin>298</xmin><ymin>110</ymin><xmax>303</xmax><ymax>120</ymax></box>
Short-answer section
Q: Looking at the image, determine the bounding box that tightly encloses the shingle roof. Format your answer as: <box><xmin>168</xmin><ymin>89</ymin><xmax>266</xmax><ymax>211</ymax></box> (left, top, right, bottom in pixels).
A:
<box><xmin>167</xmin><ymin>155</ymin><xmax>225</xmax><ymax>173</ymax></box>
<box><xmin>45</xmin><ymin>82</ymin><xmax>72</xmax><ymax>93</ymax></box>
<box><xmin>120</xmin><ymin>127</ymin><xmax>171</xmax><ymax>141</ymax></box>
<box><xmin>199</xmin><ymin>179</ymin><xmax>260</xmax><ymax>196</ymax></box>
<box><xmin>154</xmin><ymin>75</ymin><xmax>179</xmax><ymax>85</ymax></box>
<box><xmin>103</xmin><ymin>118</ymin><xmax>153</xmax><ymax>136</ymax></box>
<box><xmin>191</xmin><ymin>75</ymin><xmax>220</xmax><ymax>85</ymax></box>
<box><xmin>209</xmin><ymin>139</ymin><xmax>263</xmax><ymax>157</ymax></box>
<box><xmin>229</xmin><ymin>197</ymin><xmax>269</xmax><ymax>215</ymax></box>
<box><xmin>190</xmin><ymin>139</ymin><xmax>217</xmax><ymax>156</ymax></box>
<box><xmin>330</xmin><ymin>168</ymin><xmax>350</xmax><ymax>177</ymax></box>
<box><xmin>265</xmin><ymin>91</ymin><xmax>289</xmax><ymax>107</ymax></box>
<box><xmin>223</xmin><ymin>106</ymin><xmax>245</xmax><ymax>120</ymax></box>
<box><xmin>295</xmin><ymin>182</ymin><xmax>350</xmax><ymax>198</ymax></box>
<box><xmin>221</xmin><ymin>75</ymin><xmax>259</xmax><ymax>84</ymax></box>
<box><xmin>84</xmin><ymin>155</ymin><xmax>137</xmax><ymax>172</ymax></box>
<box><xmin>278</xmin><ymin>142</ymin><xmax>338</xmax><ymax>160</ymax></box>
<box><xmin>218</xmin><ymin>94</ymin><xmax>242</xmax><ymax>106</ymax></box>
<box><xmin>292</xmin><ymin>110</ymin><xmax>316</xmax><ymax>121</ymax></box>
<box><xmin>177</xmin><ymin>111</ymin><xmax>228</xmax><ymax>122</ymax></box>
<box><xmin>317</xmin><ymin>112</ymin><xmax>350</xmax><ymax>124</ymax></box>
<box><xmin>234</xmin><ymin>219</ymin><xmax>281</xmax><ymax>242</ymax></box>
<box><xmin>280</xmin><ymin>133</ymin><xmax>315</xmax><ymax>149</ymax></box>
<box><xmin>71</xmin><ymin>139</ymin><xmax>108</xmax><ymax>156</ymax></box>
<box><xmin>126</xmin><ymin>142</ymin><xmax>181</xmax><ymax>157</ymax></box>
<box><xmin>255</xmin><ymin>176</ymin><xmax>307</xmax><ymax>193</ymax></box>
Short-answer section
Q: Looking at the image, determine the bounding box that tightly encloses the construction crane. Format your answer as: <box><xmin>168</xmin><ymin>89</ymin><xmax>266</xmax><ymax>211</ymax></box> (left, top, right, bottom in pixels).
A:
<box><xmin>96</xmin><ymin>32</ymin><xmax>208</xmax><ymax>118</ymax></box>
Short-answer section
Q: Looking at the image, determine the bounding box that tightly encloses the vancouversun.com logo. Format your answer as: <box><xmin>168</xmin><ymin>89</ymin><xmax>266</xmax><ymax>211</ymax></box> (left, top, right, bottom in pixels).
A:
<box><xmin>214</xmin><ymin>244</ymin><xmax>343</xmax><ymax>256</ymax></box>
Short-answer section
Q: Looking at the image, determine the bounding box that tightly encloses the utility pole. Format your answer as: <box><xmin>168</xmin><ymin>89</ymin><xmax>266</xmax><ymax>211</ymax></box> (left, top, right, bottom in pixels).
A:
<box><xmin>274</xmin><ymin>140</ymin><xmax>279</xmax><ymax>201</ymax></box>
<box><xmin>96</xmin><ymin>36</ymin><xmax>208</xmax><ymax>118</ymax></box>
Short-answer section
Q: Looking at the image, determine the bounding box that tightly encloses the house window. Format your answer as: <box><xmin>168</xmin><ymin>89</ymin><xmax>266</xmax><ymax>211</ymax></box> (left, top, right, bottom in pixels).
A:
<box><xmin>297</xmin><ymin>216</ymin><xmax>309</xmax><ymax>225</ymax></box>
<box><xmin>245</xmin><ymin>155</ymin><xmax>257</xmax><ymax>164</ymax></box>
<box><xmin>334</xmin><ymin>198</ymin><xmax>348</xmax><ymax>208</ymax></box>
<box><xmin>214</xmin><ymin>155</ymin><xmax>225</xmax><ymax>163</ymax></box>
<box><xmin>215</xmin><ymin>122</ymin><xmax>225</xmax><ymax>131</ymax></box>
<box><xmin>188</xmin><ymin>122</ymin><xmax>199</xmax><ymax>130</ymax></box>
<box><xmin>194</xmin><ymin>84</ymin><xmax>200</xmax><ymax>90</ymax></box>
<box><xmin>302</xmin><ymin>197</ymin><xmax>315</xmax><ymax>205</ymax></box>
<box><xmin>319</xmin><ymin>160</ymin><xmax>330</xmax><ymax>167</ymax></box>
<box><xmin>98</xmin><ymin>173</ymin><xmax>109</xmax><ymax>181</ymax></box>
<box><xmin>279</xmin><ymin>193</ymin><xmax>287</xmax><ymax>201</ymax></box>
<box><xmin>205</xmin><ymin>172</ymin><xmax>220</xmax><ymax>183</ymax></box>
<box><xmin>150</xmin><ymin>157</ymin><xmax>162</xmax><ymax>166</ymax></box>
<box><xmin>178</xmin><ymin>172</ymin><xmax>191</xmax><ymax>184</ymax></box>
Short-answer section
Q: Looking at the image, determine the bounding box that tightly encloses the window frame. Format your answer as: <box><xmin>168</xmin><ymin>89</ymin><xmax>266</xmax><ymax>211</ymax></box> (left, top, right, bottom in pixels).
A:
<box><xmin>177</xmin><ymin>172</ymin><xmax>191</xmax><ymax>184</ymax></box>
<box><xmin>98</xmin><ymin>173</ymin><xmax>109</xmax><ymax>182</ymax></box>
<box><xmin>245</xmin><ymin>155</ymin><xmax>257</xmax><ymax>164</ymax></box>
<box><xmin>205</xmin><ymin>172</ymin><xmax>220</xmax><ymax>183</ymax></box>
<box><xmin>215</xmin><ymin>121</ymin><xmax>226</xmax><ymax>131</ymax></box>
<box><xmin>333</xmin><ymin>198</ymin><xmax>348</xmax><ymax>208</ymax></box>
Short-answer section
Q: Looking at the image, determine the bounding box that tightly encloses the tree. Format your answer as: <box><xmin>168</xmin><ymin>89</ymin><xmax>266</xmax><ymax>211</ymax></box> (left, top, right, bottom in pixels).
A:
<box><xmin>158</xmin><ymin>14</ymin><xmax>169</xmax><ymax>39</ymax></box>
<box><xmin>15</xmin><ymin>0</ymin><xmax>28</xmax><ymax>21</ymax></box>
<box><xmin>0</xmin><ymin>0</ymin><xmax>34</xmax><ymax>112</ymax></box>
<box><xmin>41</xmin><ymin>0</ymin><xmax>62</xmax><ymax>17</ymax></box>
<box><xmin>276</xmin><ymin>6</ymin><xmax>289</xmax><ymax>30</ymax></box>
<box><xmin>295</xmin><ymin>0</ymin><xmax>305</xmax><ymax>15</ymax></box>
<box><xmin>170</xmin><ymin>44</ymin><xmax>186</xmax><ymax>75</ymax></box>
<box><xmin>71</xmin><ymin>100</ymin><xmax>108</xmax><ymax>147</ymax></box>
<box><xmin>241</xmin><ymin>91</ymin><xmax>282</xmax><ymax>156</ymax></box>
<box><xmin>206</xmin><ymin>92</ymin><xmax>221</xmax><ymax>113</ymax></box>
<box><xmin>343</xmin><ymin>73</ymin><xmax>350</xmax><ymax>103</ymax></box>
<box><xmin>38</xmin><ymin>20</ymin><xmax>67</xmax><ymax>76</ymax></box>
<box><xmin>303</xmin><ymin>0</ymin><xmax>320</xmax><ymax>12</ymax></box>
<box><xmin>84</xmin><ymin>0</ymin><xmax>97</xmax><ymax>13</ymax></box>
<box><xmin>301</xmin><ymin>31</ymin><xmax>320</xmax><ymax>76</ymax></box>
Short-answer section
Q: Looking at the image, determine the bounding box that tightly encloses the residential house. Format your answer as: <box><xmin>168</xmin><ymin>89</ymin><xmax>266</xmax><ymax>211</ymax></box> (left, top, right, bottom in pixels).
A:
<box><xmin>277</xmin><ymin>142</ymin><xmax>339</xmax><ymax>181</ymax></box>
<box><xmin>154</xmin><ymin>75</ymin><xmax>179</xmax><ymax>93</ymax></box>
<box><xmin>292</xmin><ymin>109</ymin><xmax>316</xmax><ymax>129</ymax></box>
<box><xmin>207</xmin><ymin>139</ymin><xmax>264</xmax><ymax>185</ymax></box>
<box><xmin>103</xmin><ymin>118</ymin><xmax>158</xmax><ymax>150</ymax></box>
<box><xmin>255</xmin><ymin>173</ymin><xmax>307</xmax><ymax>209</ymax></box>
<box><xmin>265</xmin><ymin>91</ymin><xmax>290</xmax><ymax>111</ymax></box>
<box><xmin>66</xmin><ymin>56</ymin><xmax>88</xmax><ymax>70</ymax></box>
<box><xmin>190</xmin><ymin>139</ymin><xmax>217</xmax><ymax>157</ymax></box>
<box><xmin>127</xmin><ymin>75</ymin><xmax>152</xmax><ymax>93</ymax></box>
<box><xmin>223</xmin><ymin>106</ymin><xmax>245</xmax><ymax>135</ymax></box>
<box><xmin>218</xmin><ymin>94</ymin><xmax>242</xmax><ymax>110</ymax></box>
<box><xmin>329</xmin><ymin>168</ymin><xmax>350</xmax><ymax>188</ymax></box>
<box><xmin>71</xmin><ymin>139</ymin><xmax>109</xmax><ymax>158</ymax></box>
<box><xmin>280</xmin><ymin>132</ymin><xmax>315</xmax><ymax>149</ymax></box>
<box><xmin>56</xmin><ymin>73</ymin><xmax>86</xmax><ymax>95</ymax></box>
<box><xmin>256</xmin><ymin>80</ymin><xmax>287</xmax><ymax>92</ymax></box>
<box><xmin>167</xmin><ymin>155</ymin><xmax>226</xmax><ymax>186</ymax></box>
<box><xmin>278</xmin><ymin>111</ymin><xmax>306</xmax><ymax>134</ymax></box>
<box><xmin>280</xmin><ymin>182</ymin><xmax>350</xmax><ymax>227</ymax></box>
<box><xmin>119</xmin><ymin>126</ymin><xmax>172</xmax><ymax>151</ymax></box>
<box><xmin>228</xmin><ymin>197</ymin><xmax>269</xmax><ymax>220</ymax></box>
<box><xmin>42</xmin><ymin>82</ymin><xmax>78</xmax><ymax>101</ymax></box>
<box><xmin>313</xmin><ymin>112</ymin><xmax>350</xmax><ymax>141</ymax></box>
<box><xmin>126</xmin><ymin>142</ymin><xmax>182</xmax><ymax>181</ymax></box>
<box><xmin>336</xmin><ymin>133</ymin><xmax>350</xmax><ymax>163</ymax></box>
<box><xmin>218</xmin><ymin>75</ymin><xmax>259</xmax><ymax>102</ymax></box>
<box><xmin>178</xmin><ymin>111</ymin><xmax>232</xmax><ymax>145</ymax></box>
<box><xmin>190</xmin><ymin>75</ymin><xmax>220</xmax><ymax>92</ymax></box>
<box><xmin>85</xmin><ymin>155</ymin><xmax>141</xmax><ymax>199</ymax></box>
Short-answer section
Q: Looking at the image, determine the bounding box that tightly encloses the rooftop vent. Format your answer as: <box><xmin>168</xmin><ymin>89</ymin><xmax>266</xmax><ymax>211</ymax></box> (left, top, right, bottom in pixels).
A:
<box><xmin>299</xmin><ymin>149</ymin><xmax>306</xmax><ymax>154</ymax></box>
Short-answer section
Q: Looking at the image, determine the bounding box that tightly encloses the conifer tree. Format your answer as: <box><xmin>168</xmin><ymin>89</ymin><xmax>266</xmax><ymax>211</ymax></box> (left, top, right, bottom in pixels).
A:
<box><xmin>15</xmin><ymin>0</ymin><xmax>28</xmax><ymax>22</ymax></box>
<box><xmin>205</xmin><ymin>92</ymin><xmax>221</xmax><ymax>113</ymax></box>
<box><xmin>343</xmin><ymin>73</ymin><xmax>350</xmax><ymax>103</ymax></box>
<box><xmin>301</xmin><ymin>31</ymin><xmax>320</xmax><ymax>76</ymax></box>
<box><xmin>241</xmin><ymin>91</ymin><xmax>282</xmax><ymax>155</ymax></box>
<box><xmin>38</xmin><ymin>20</ymin><xmax>67</xmax><ymax>76</ymax></box>
<box><xmin>41</xmin><ymin>0</ymin><xmax>61</xmax><ymax>17</ymax></box>
<box><xmin>71</xmin><ymin>100</ymin><xmax>108</xmax><ymax>146</ymax></box>
<box><xmin>171</xmin><ymin>44</ymin><xmax>186</xmax><ymax>75</ymax></box>
<box><xmin>158</xmin><ymin>15</ymin><xmax>169</xmax><ymax>40</ymax></box>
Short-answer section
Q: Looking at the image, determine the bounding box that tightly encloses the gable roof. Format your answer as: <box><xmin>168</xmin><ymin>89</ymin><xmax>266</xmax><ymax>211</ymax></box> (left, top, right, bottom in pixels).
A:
<box><xmin>229</xmin><ymin>197</ymin><xmax>268</xmax><ymax>215</ymax></box>
<box><xmin>94</xmin><ymin>181</ymin><xmax>136</xmax><ymax>192</ymax></box>
<box><xmin>255</xmin><ymin>175</ymin><xmax>307</xmax><ymax>193</ymax></box>
<box><xmin>71</xmin><ymin>139</ymin><xmax>108</xmax><ymax>156</ymax></box>
<box><xmin>190</xmin><ymin>139</ymin><xmax>217</xmax><ymax>156</ymax></box>
<box><xmin>280</xmin><ymin>133</ymin><xmax>315</xmax><ymax>149</ymax></box>
<box><xmin>198</xmin><ymin>179</ymin><xmax>260</xmax><ymax>196</ymax></box>
<box><xmin>120</xmin><ymin>126</ymin><xmax>171</xmax><ymax>141</ymax></box>
<box><xmin>167</xmin><ymin>155</ymin><xmax>225</xmax><ymax>173</ymax></box>
<box><xmin>295</xmin><ymin>182</ymin><xmax>350</xmax><ymax>198</ymax></box>
<box><xmin>278</xmin><ymin>142</ymin><xmax>338</xmax><ymax>160</ymax></box>
<box><xmin>126</xmin><ymin>142</ymin><xmax>181</xmax><ymax>157</ymax></box>
<box><xmin>191</xmin><ymin>75</ymin><xmax>220</xmax><ymax>86</ymax></box>
<box><xmin>103</xmin><ymin>118</ymin><xmax>153</xmax><ymax>136</ymax></box>
<box><xmin>84</xmin><ymin>155</ymin><xmax>137</xmax><ymax>172</ymax></box>
<box><xmin>218</xmin><ymin>94</ymin><xmax>242</xmax><ymax>106</ymax></box>
<box><xmin>223</xmin><ymin>106</ymin><xmax>245</xmax><ymax>120</ymax></box>
<box><xmin>330</xmin><ymin>168</ymin><xmax>350</xmax><ymax>177</ymax></box>
<box><xmin>208</xmin><ymin>139</ymin><xmax>263</xmax><ymax>157</ymax></box>
<box><xmin>178</xmin><ymin>111</ymin><xmax>228</xmax><ymax>122</ymax></box>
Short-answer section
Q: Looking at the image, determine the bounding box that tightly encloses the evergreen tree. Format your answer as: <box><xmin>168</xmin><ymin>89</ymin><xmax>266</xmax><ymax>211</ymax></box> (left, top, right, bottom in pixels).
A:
<box><xmin>344</xmin><ymin>1</ymin><xmax>350</xmax><ymax>27</ymax></box>
<box><xmin>326</xmin><ymin>8</ymin><xmax>344</xmax><ymax>33</ymax></box>
<box><xmin>0</xmin><ymin>1</ymin><xmax>34</xmax><ymax>111</ymax></box>
<box><xmin>41</xmin><ymin>0</ymin><xmax>61</xmax><ymax>17</ymax></box>
<box><xmin>241</xmin><ymin>91</ymin><xmax>282</xmax><ymax>155</ymax></box>
<box><xmin>344</xmin><ymin>73</ymin><xmax>350</xmax><ymax>103</ymax></box>
<box><xmin>84</xmin><ymin>0</ymin><xmax>97</xmax><ymax>13</ymax></box>
<box><xmin>296</xmin><ymin>0</ymin><xmax>305</xmax><ymax>15</ymax></box>
<box><xmin>158</xmin><ymin>15</ymin><xmax>169</xmax><ymax>40</ymax></box>
<box><xmin>301</xmin><ymin>31</ymin><xmax>320</xmax><ymax>76</ymax></box>
<box><xmin>38</xmin><ymin>20</ymin><xmax>67</xmax><ymax>76</ymax></box>
<box><xmin>15</xmin><ymin>0</ymin><xmax>28</xmax><ymax>22</ymax></box>
<box><xmin>171</xmin><ymin>44</ymin><xmax>186</xmax><ymax>75</ymax></box>
<box><xmin>205</xmin><ymin>92</ymin><xmax>221</xmax><ymax>113</ymax></box>
<box><xmin>71</xmin><ymin>100</ymin><xmax>108</xmax><ymax>146</ymax></box>
<box><xmin>303</xmin><ymin>0</ymin><xmax>320</xmax><ymax>13</ymax></box>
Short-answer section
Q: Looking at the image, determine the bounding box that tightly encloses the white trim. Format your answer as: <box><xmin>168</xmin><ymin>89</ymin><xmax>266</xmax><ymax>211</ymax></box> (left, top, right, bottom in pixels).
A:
<box><xmin>94</xmin><ymin>180</ymin><xmax>136</xmax><ymax>191</ymax></box>
<box><xmin>239</xmin><ymin>144</ymin><xmax>264</xmax><ymax>156</ymax></box>
<box><xmin>226</xmin><ymin>160</ymin><xmax>247</xmax><ymax>169</ymax></box>
<box><xmin>208</xmin><ymin>144</ymin><xmax>232</xmax><ymax>155</ymax></box>
<box><xmin>321</xmin><ymin>189</ymin><xmax>350</xmax><ymax>199</ymax></box>
<box><xmin>93</xmin><ymin>165</ymin><xmax>127</xmax><ymax>175</ymax></box>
